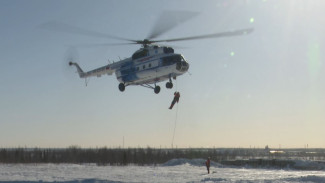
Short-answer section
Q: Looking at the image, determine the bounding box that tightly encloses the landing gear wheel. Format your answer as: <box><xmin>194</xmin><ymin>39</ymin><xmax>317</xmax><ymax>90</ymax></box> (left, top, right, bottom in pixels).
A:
<box><xmin>118</xmin><ymin>83</ymin><xmax>125</xmax><ymax>92</ymax></box>
<box><xmin>166</xmin><ymin>82</ymin><xmax>173</xmax><ymax>89</ymax></box>
<box><xmin>154</xmin><ymin>85</ymin><xmax>160</xmax><ymax>94</ymax></box>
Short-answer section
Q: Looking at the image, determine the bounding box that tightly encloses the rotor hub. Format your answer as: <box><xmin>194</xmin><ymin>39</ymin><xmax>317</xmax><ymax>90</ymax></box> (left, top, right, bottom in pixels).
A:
<box><xmin>139</xmin><ymin>39</ymin><xmax>153</xmax><ymax>47</ymax></box>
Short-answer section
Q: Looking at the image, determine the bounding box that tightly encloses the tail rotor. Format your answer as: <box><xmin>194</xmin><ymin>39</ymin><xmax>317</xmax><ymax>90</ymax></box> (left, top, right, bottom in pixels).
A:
<box><xmin>62</xmin><ymin>47</ymin><xmax>79</xmax><ymax>79</ymax></box>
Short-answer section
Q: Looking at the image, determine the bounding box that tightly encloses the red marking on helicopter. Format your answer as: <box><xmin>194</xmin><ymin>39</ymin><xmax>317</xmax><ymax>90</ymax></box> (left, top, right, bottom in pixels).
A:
<box><xmin>138</xmin><ymin>56</ymin><xmax>153</xmax><ymax>62</ymax></box>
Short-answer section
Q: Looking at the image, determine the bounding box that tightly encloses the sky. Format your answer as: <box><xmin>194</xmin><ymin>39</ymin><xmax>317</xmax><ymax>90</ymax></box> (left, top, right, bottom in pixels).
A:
<box><xmin>0</xmin><ymin>0</ymin><xmax>324</xmax><ymax>149</ymax></box>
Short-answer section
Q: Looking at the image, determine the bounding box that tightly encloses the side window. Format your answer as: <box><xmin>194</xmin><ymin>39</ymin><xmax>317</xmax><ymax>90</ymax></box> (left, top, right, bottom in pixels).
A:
<box><xmin>136</xmin><ymin>67</ymin><xmax>139</xmax><ymax>71</ymax></box>
<box><xmin>149</xmin><ymin>63</ymin><xmax>152</xmax><ymax>68</ymax></box>
<box><xmin>143</xmin><ymin>65</ymin><xmax>146</xmax><ymax>69</ymax></box>
<box><xmin>163</xmin><ymin>47</ymin><xmax>174</xmax><ymax>53</ymax></box>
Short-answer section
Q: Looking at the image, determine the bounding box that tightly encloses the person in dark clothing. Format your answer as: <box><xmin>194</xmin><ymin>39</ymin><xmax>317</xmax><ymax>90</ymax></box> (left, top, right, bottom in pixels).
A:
<box><xmin>169</xmin><ymin>92</ymin><xmax>180</xmax><ymax>109</ymax></box>
<box><xmin>206</xmin><ymin>157</ymin><xmax>211</xmax><ymax>174</ymax></box>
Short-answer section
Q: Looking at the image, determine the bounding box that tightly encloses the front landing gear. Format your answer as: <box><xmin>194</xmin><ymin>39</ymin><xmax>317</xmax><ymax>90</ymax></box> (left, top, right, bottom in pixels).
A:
<box><xmin>166</xmin><ymin>82</ymin><xmax>173</xmax><ymax>89</ymax></box>
<box><xmin>119</xmin><ymin>83</ymin><xmax>125</xmax><ymax>92</ymax></box>
<box><xmin>166</xmin><ymin>76</ymin><xmax>174</xmax><ymax>89</ymax></box>
<box><xmin>154</xmin><ymin>85</ymin><xmax>161</xmax><ymax>94</ymax></box>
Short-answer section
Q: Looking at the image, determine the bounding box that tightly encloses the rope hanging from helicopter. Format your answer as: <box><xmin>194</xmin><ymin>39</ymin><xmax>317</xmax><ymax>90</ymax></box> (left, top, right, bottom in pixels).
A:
<box><xmin>171</xmin><ymin>79</ymin><xmax>179</xmax><ymax>149</ymax></box>
<box><xmin>85</xmin><ymin>77</ymin><xmax>90</xmax><ymax>86</ymax></box>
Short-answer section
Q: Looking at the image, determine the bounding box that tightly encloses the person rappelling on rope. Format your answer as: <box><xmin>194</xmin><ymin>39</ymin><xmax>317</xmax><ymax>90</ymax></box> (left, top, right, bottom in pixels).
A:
<box><xmin>169</xmin><ymin>91</ymin><xmax>180</xmax><ymax>109</ymax></box>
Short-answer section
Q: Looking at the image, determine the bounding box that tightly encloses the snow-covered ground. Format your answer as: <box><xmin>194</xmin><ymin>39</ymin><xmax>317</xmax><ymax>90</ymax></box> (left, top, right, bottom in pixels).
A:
<box><xmin>1</xmin><ymin>159</ymin><xmax>325</xmax><ymax>183</ymax></box>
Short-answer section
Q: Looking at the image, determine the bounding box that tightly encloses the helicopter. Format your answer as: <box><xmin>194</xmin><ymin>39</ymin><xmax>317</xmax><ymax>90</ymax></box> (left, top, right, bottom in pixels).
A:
<box><xmin>69</xmin><ymin>44</ymin><xmax>189</xmax><ymax>94</ymax></box>
<box><xmin>41</xmin><ymin>11</ymin><xmax>253</xmax><ymax>94</ymax></box>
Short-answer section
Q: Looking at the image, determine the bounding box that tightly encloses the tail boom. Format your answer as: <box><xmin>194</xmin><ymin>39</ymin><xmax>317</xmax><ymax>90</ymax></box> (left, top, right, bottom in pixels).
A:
<box><xmin>69</xmin><ymin>62</ymin><xmax>86</xmax><ymax>78</ymax></box>
<box><xmin>69</xmin><ymin>62</ymin><xmax>115</xmax><ymax>78</ymax></box>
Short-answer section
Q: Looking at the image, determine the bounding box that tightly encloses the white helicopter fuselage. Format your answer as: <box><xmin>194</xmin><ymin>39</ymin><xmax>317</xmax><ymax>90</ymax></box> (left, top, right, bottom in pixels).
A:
<box><xmin>70</xmin><ymin>45</ymin><xmax>189</xmax><ymax>93</ymax></box>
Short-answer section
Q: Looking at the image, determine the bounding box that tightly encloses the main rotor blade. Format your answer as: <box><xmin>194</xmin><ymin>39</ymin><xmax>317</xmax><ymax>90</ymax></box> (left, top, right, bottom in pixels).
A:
<box><xmin>152</xmin><ymin>28</ymin><xmax>254</xmax><ymax>43</ymax></box>
<box><xmin>39</xmin><ymin>21</ymin><xmax>133</xmax><ymax>42</ymax></box>
<box><xmin>71</xmin><ymin>42</ymin><xmax>138</xmax><ymax>48</ymax></box>
<box><xmin>147</xmin><ymin>11</ymin><xmax>199</xmax><ymax>40</ymax></box>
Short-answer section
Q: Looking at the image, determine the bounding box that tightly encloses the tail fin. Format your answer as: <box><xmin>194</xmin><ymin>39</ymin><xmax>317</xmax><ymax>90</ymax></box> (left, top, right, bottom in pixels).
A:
<box><xmin>69</xmin><ymin>62</ymin><xmax>85</xmax><ymax>78</ymax></box>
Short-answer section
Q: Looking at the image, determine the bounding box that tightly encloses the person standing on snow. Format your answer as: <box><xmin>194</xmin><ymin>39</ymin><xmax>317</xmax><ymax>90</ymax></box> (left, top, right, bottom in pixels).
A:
<box><xmin>169</xmin><ymin>92</ymin><xmax>180</xmax><ymax>109</ymax></box>
<box><xmin>206</xmin><ymin>157</ymin><xmax>211</xmax><ymax>174</ymax></box>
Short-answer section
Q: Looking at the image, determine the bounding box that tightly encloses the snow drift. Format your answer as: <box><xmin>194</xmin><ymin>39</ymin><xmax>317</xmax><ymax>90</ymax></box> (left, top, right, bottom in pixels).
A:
<box><xmin>161</xmin><ymin>158</ymin><xmax>221</xmax><ymax>167</ymax></box>
<box><xmin>162</xmin><ymin>158</ymin><xmax>325</xmax><ymax>170</ymax></box>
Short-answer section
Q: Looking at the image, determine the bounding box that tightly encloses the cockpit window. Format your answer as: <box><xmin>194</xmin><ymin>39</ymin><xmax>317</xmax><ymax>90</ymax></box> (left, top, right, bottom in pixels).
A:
<box><xmin>162</xmin><ymin>55</ymin><xmax>184</xmax><ymax>66</ymax></box>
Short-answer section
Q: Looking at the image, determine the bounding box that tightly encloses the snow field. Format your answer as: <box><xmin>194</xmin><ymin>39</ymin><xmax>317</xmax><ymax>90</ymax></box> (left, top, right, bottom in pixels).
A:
<box><xmin>0</xmin><ymin>159</ymin><xmax>325</xmax><ymax>182</ymax></box>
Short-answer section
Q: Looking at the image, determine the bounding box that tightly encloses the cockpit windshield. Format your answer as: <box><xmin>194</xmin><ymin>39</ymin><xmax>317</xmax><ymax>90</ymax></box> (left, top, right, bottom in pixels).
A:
<box><xmin>162</xmin><ymin>55</ymin><xmax>185</xmax><ymax>66</ymax></box>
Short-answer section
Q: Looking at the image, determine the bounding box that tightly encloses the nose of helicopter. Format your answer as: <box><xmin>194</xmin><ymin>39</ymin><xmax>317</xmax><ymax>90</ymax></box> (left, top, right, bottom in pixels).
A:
<box><xmin>176</xmin><ymin>61</ymin><xmax>189</xmax><ymax>72</ymax></box>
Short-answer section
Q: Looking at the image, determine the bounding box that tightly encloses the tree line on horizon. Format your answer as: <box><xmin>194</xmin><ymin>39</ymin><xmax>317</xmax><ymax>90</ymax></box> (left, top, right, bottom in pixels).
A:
<box><xmin>1</xmin><ymin>147</ymin><xmax>324</xmax><ymax>165</ymax></box>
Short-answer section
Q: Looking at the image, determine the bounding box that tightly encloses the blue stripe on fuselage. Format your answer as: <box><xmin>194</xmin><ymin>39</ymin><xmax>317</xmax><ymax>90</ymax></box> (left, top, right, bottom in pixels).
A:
<box><xmin>118</xmin><ymin>55</ymin><xmax>179</xmax><ymax>83</ymax></box>
<box><xmin>119</xmin><ymin>61</ymin><xmax>138</xmax><ymax>82</ymax></box>
<box><xmin>118</xmin><ymin>57</ymin><xmax>159</xmax><ymax>82</ymax></box>
<box><xmin>117</xmin><ymin>65</ymin><xmax>160</xmax><ymax>81</ymax></box>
